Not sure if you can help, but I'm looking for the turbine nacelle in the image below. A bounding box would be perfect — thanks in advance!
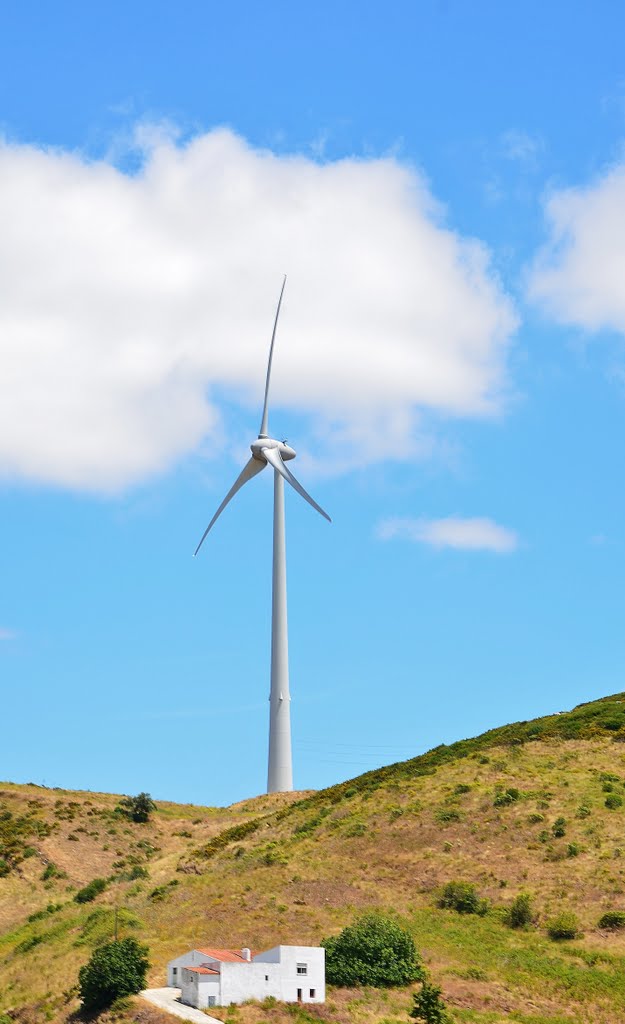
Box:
[193,276,331,560]
[251,437,296,463]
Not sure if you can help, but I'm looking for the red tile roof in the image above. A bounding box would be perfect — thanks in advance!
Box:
[196,947,252,962]
[187,965,219,975]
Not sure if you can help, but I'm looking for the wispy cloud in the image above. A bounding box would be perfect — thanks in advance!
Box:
[0,627,16,641]
[377,516,519,553]
[501,130,542,167]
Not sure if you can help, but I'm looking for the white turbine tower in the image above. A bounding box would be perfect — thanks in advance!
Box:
[194,277,331,793]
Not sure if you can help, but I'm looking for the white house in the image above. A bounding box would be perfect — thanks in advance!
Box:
[167,945,325,1009]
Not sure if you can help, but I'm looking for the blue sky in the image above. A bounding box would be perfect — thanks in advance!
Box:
[2,1,625,806]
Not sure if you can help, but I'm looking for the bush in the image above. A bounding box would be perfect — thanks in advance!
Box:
[493,787,520,807]
[435,809,461,824]
[78,936,149,1010]
[598,911,625,930]
[410,980,452,1024]
[547,911,580,940]
[552,817,566,838]
[41,862,67,881]
[438,881,488,916]
[323,912,424,987]
[506,892,533,928]
[116,793,156,824]
[605,794,623,810]
[75,877,107,904]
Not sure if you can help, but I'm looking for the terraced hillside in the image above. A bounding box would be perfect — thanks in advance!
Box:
[3,692,625,1024]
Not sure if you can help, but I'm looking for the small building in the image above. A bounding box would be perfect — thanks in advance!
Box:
[167,945,325,1009]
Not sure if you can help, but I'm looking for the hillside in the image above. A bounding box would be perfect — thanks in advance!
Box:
[3,693,625,1024]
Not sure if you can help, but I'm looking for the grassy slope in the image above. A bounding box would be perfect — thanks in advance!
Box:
[3,693,625,1024]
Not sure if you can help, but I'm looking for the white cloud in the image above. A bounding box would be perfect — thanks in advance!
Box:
[0,127,517,492]
[377,516,518,552]
[528,160,625,333]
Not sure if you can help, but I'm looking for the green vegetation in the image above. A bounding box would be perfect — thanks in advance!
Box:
[437,881,488,916]
[74,877,108,903]
[547,912,580,940]
[598,911,625,930]
[116,792,157,823]
[78,936,149,1009]
[0,807,50,874]
[323,912,424,987]
[506,892,533,929]
[493,786,520,807]
[196,816,263,859]
[411,981,452,1024]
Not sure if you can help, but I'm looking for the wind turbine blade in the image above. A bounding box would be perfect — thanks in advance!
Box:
[259,275,287,438]
[262,447,331,523]
[194,457,266,555]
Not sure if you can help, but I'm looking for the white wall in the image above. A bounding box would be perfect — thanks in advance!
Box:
[220,961,283,1004]
[167,950,218,987]
[170,945,325,1006]
[256,946,325,1003]
[193,977,222,1009]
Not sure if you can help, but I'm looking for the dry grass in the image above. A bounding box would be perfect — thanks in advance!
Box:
[4,698,625,1023]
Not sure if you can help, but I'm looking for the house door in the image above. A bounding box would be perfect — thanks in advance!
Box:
[297,989,302,1002]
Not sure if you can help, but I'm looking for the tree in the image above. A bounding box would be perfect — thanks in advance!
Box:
[410,980,452,1024]
[323,911,424,987]
[78,936,150,1010]
[117,792,156,823]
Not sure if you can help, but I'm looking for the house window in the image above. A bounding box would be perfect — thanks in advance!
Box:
[173,967,177,976]
[297,963,308,975]
[309,989,316,999]
[208,997,216,1007]
[265,975,269,982]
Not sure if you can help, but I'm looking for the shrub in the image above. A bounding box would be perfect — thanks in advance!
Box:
[527,813,544,824]
[605,794,623,810]
[410,980,452,1024]
[149,880,179,901]
[438,881,488,916]
[435,809,461,824]
[74,877,107,904]
[41,862,67,881]
[547,911,580,940]
[576,805,591,819]
[116,793,156,824]
[493,787,520,807]
[506,892,533,928]
[323,911,424,987]
[567,843,580,858]
[453,784,471,795]
[78,936,150,1010]
[552,817,566,838]
[598,911,625,930]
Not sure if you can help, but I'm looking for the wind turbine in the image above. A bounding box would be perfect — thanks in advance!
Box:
[194,277,331,793]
